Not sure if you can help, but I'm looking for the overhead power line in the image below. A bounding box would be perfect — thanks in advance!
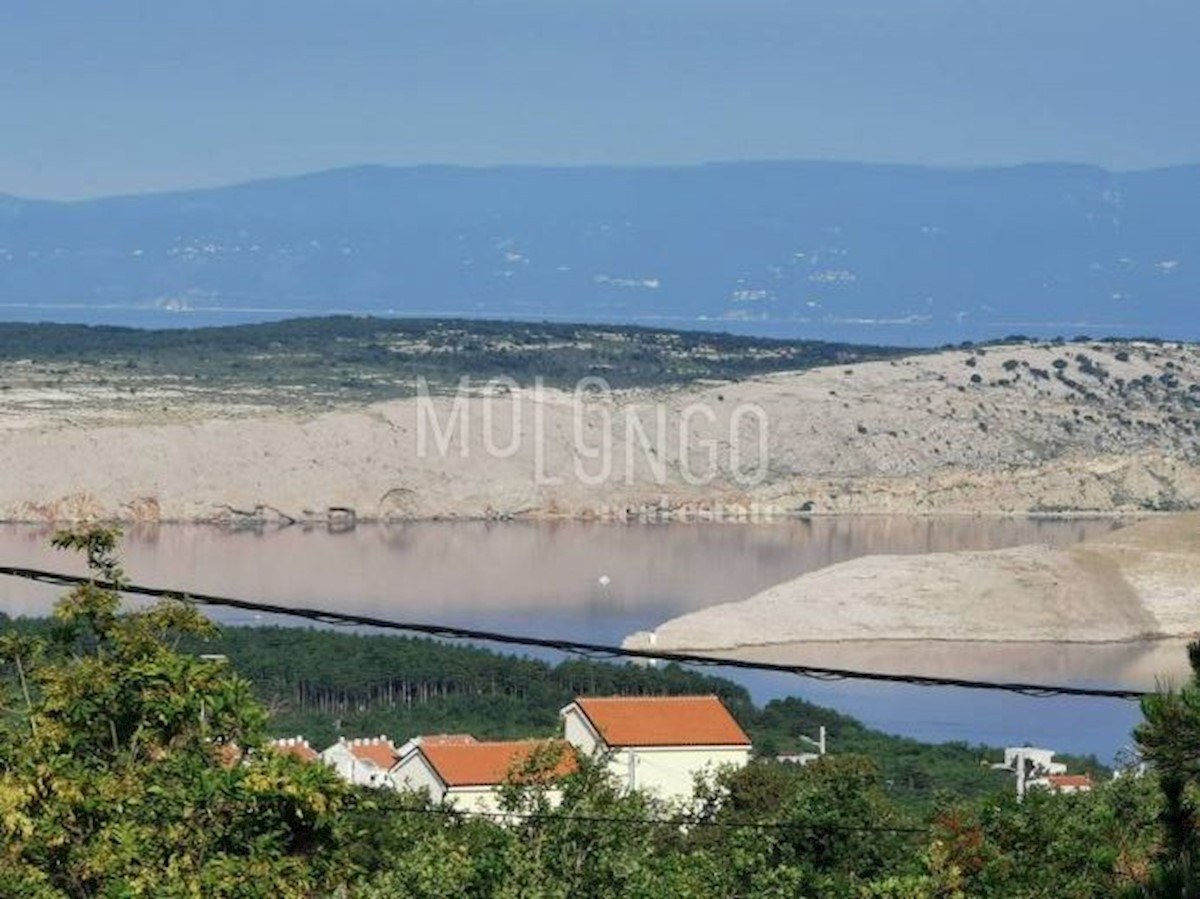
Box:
[0,565,1151,701]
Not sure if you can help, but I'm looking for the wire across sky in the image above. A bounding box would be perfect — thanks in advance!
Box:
[0,565,1150,701]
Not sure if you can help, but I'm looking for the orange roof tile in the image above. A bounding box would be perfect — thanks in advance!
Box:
[268,738,319,763]
[570,695,751,748]
[419,740,577,788]
[347,738,401,769]
[1046,774,1093,789]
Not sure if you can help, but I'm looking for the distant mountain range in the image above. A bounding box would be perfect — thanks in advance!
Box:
[0,161,1197,342]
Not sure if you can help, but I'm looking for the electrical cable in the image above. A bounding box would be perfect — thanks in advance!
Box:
[0,565,1151,701]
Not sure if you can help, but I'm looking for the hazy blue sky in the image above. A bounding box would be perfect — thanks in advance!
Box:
[4,0,1199,199]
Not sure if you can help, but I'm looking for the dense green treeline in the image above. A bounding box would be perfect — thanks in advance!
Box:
[0,315,910,395]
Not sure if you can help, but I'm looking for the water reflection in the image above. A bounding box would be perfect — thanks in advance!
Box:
[0,517,1123,629]
[0,516,1159,759]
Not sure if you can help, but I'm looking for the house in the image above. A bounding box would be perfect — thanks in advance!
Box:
[1033,773,1094,794]
[321,736,402,788]
[560,695,752,802]
[994,747,1072,798]
[391,739,577,815]
[267,736,319,763]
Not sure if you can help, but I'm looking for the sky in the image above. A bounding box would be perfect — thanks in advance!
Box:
[3,0,1199,200]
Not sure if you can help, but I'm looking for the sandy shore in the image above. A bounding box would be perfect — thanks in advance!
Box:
[627,514,1200,648]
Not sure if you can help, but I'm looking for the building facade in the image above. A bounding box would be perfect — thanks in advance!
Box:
[391,739,576,814]
[560,695,752,803]
[320,736,402,788]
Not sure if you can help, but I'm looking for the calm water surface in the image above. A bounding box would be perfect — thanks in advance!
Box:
[0,517,1166,761]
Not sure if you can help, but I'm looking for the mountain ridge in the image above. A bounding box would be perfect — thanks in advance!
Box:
[13,159,1200,207]
[1,160,1197,342]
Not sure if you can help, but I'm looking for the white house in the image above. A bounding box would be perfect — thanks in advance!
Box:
[320,736,402,788]
[995,747,1071,798]
[390,739,577,815]
[1002,747,1066,777]
[560,695,752,803]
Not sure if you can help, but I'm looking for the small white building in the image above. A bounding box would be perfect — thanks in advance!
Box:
[560,695,752,803]
[391,739,576,815]
[776,752,821,766]
[996,747,1074,798]
[1002,747,1066,777]
[320,736,402,788]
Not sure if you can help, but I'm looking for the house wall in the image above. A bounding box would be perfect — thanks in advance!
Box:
[562,709,600,755]
[606,747,751,804]
[391,753,447,803]
[445,786,504,815]
[445,786,565,817]
[320,744,358,783]
[320,743,391,788]
[365,765,395,789]
[562,707,750,803]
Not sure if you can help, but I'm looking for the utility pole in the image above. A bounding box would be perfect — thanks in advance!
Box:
[799,725,827,757]
[992,748,1039,800]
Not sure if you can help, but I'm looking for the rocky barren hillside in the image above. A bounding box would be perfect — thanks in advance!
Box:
[747,338,1200,514]
[0,334,1197,522]
[627,513,1200,649]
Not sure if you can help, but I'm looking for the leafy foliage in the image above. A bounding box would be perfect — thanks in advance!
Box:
[0,528,357,897]
[1135,639,1200,894]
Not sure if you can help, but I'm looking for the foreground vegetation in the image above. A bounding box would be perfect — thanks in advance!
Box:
[0,530,1195,897]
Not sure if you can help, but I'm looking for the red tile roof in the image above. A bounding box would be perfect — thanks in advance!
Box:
[346,737,401,769]
[1046,774,1093,790]
[419,740,577,788]
[570,696,751,748]
[268,737,319,763]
